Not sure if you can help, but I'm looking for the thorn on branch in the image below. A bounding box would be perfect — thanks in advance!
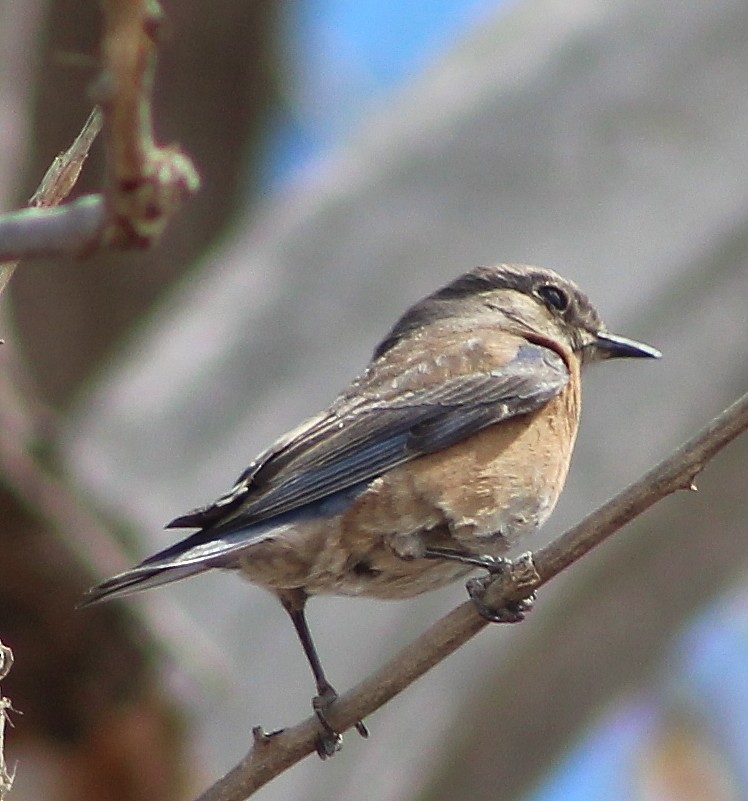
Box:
[678,468,701,492]
[252,727,284,747]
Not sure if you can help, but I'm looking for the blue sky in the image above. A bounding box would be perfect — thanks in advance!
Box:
[261,0,503,185]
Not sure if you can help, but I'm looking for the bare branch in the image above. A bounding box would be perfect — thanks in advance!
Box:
[0,640,14,801]
[29,108,103,208]
[96,0,199,248]
[0,0,199,270]
[193,389,748,801]
[0,197,105,265]
[0,109,103,293]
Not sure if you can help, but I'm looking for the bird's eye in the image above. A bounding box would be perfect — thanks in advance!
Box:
[536,284,570,312]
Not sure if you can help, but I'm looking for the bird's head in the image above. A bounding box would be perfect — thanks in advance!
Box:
[375,263,661,365]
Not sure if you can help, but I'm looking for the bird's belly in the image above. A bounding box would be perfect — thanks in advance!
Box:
[307,547,474,599]
[234,519,473,599]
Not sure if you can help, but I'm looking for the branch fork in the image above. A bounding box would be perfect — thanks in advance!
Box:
[0,0,199,268]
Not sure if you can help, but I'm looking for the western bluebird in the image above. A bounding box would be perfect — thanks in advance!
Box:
[85,263,660,755]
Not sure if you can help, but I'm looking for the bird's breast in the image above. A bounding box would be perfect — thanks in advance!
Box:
[455,380,581,547]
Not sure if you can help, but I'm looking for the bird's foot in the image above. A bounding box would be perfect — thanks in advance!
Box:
[467,575,535,622]
[465,551,540,624]
[312,683,369,759]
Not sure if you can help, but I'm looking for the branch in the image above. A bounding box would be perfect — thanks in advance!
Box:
[0,197,105,267]
[0,0,199,268]
[0,640,14,801]
[193,389,748,801]
[28,107,103,209]
[95,0,199,248]
[0,344,229,683]
[0,109,103,293]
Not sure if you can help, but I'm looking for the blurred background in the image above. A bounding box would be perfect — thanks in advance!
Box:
[1,0,748,800]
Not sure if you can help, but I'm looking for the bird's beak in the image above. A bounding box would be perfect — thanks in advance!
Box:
[593,331,662,359]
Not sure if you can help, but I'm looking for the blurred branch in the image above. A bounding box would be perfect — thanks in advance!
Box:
[194,389,748,801]
[0,340,228,686]
[0,109,102,294]
[95,0,199,248]
[0,198,105,278]
[29,108,103,209]
[0,639,14,801]
[0,304,197,801]
[0,0,199,271]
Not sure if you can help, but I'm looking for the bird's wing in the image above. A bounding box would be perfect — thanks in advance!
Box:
[168,342,569,533]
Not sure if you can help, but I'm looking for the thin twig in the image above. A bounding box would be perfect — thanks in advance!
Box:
[193,389,748,801]
[0,640,14,801]
[0,358,232,687]
[29,108,103,208]
[0,110,103,293]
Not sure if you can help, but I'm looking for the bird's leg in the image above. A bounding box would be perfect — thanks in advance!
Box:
[279,589,368,759]
[422,546,511,572]
[422,547,536,623]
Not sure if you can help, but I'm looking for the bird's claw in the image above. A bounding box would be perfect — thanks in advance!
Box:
[466,574,536,624]
[312,684,369,759]
[465,550,539,622]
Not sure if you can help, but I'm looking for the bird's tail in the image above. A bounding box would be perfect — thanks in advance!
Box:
[80,560,210,606]
[81,518,286,606]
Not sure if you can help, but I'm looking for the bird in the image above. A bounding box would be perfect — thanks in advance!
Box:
[84,263,660,756]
